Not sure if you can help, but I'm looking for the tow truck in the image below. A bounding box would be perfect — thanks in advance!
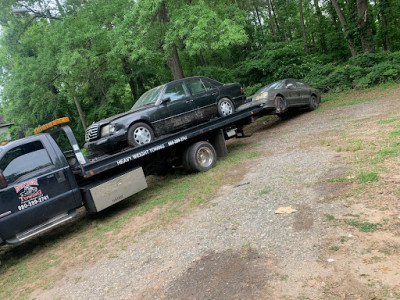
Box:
[0,106,262,246]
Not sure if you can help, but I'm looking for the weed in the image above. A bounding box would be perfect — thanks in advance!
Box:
[346,220,382,232]
[378,118,399,124]
[329,245,340,251]
[357,172,379,183]
[325,214,335,221]
[327,177,347,182]
[340,236,348,243]
[280,274,289,281]
[260,186,270,195]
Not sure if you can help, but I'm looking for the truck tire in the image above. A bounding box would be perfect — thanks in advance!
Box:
[217,98,234,117]
[187,141,217,172]
[182,147,193,172]
[127,122,154,147]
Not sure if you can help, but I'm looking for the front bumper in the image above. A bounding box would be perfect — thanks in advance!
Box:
[84,131,126,152]
[236,99,276,112]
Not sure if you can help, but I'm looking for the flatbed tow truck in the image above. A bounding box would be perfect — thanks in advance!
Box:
[0,106,263,246]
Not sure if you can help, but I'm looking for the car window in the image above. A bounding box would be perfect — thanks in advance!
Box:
[164,83,189,102]
[255,80,284,94]
[295,81,306,88]
[132,85,164,109]
[186,79,207,95]
[0,141,53,184]
[201,78,216,90]
[286,79,296,88]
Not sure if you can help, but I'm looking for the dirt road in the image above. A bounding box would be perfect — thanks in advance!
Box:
[15,86,400,299]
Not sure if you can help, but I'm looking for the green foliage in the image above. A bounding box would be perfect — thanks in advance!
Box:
[357,172,379,183]
[0,0,400,146]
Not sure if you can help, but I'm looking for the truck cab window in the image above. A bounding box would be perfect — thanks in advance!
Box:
[0,141,53,184]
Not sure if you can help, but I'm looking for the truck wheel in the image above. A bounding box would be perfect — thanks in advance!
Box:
[182,147,193,172]
[127,122,154,147]
[217,98,234,117]
[187,141,217,172]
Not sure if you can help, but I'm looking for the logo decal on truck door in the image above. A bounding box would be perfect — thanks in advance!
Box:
[14,179,50,210]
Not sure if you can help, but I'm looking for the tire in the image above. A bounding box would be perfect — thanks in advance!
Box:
[187,141,217,172]
[127,122,154,147]
[182,147,193,172]
[309,95,319,111]
[217,98,234,117]
[275,96,287,114]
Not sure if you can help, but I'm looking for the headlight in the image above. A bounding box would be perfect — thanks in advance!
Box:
[101,124,115,137]
[254,91,268,101]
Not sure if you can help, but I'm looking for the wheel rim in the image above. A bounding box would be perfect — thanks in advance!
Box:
[220,100,233,116]
[133,127,151,145]
[197,147,213,168]
[311,96,317,108]
[277,97,285,112]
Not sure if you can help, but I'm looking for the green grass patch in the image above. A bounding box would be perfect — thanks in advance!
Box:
[346,220,382,232]
[357,172,379,183]
[325,214,335,221]
[378,117,399,124]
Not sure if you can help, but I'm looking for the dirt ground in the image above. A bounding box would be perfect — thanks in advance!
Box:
[3,85,400,299]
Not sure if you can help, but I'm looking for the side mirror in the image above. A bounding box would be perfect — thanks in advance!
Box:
[286,83,294,89]
[0,171,7,189]
[161,97,171,105]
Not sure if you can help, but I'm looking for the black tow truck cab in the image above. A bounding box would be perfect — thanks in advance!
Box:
[0,107,262,246]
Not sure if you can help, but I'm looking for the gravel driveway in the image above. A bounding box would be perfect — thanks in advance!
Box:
[35,92,400,300]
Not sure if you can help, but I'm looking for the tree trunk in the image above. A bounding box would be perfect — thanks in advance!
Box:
[169,43,184,80]
[73,95,87,132]
[159,1,185,80]
[266,0,276,37]
[121,57,138,100]
[331,0,357,56]
[270,0,289,42]
[299,0,309,53]
[314,0,327,53]
[356,0,374,53]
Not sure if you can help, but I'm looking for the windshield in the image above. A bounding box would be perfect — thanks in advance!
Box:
[255,80,285,95]
[132,85,164,109]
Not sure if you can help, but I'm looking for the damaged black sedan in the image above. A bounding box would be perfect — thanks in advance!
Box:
[238,79,320,115]
[85,76,246,153]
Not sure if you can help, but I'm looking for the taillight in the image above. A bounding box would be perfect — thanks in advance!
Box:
[241,87,244,94]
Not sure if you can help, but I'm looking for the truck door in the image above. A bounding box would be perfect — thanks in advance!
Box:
[0,136,81,243]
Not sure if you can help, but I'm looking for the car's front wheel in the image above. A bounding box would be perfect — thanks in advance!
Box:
[127,122,154,147]
[309,95,319,111]
[217,98,234,117]
[275,96,287,114]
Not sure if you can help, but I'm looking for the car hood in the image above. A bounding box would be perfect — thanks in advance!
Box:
[90,104,156,126]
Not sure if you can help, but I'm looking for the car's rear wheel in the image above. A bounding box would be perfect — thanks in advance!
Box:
[127,122,154,147]
[186,141,217,172]
[217,98,234,117]
[309,95,319,111]
[275,96,287,114]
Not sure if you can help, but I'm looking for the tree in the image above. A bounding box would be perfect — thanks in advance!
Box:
[331,0,357,56]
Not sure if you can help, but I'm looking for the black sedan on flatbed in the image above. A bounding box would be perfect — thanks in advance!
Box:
[85,76,246,153]
[238,79,320,115]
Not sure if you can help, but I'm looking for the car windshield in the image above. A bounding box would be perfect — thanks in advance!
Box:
[255,81,285,94]
[132,85,164,109]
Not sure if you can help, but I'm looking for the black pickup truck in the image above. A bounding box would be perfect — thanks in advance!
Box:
[0,106,262,246]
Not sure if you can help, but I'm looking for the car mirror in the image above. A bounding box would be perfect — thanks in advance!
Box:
[161,97,171,105]
[286,83,294,89]
[0,171,7,189]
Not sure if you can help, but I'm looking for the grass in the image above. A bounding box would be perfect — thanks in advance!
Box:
[346,220,382,232]
[357,172,379,183]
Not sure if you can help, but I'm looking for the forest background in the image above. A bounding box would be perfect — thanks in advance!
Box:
[0,0,399,145]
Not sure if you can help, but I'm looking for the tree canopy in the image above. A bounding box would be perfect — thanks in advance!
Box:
[0,0,399,143]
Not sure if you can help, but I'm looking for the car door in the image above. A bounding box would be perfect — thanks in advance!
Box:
[285,79,302,106]
[156,82,196,134]
[185,78,219,121]
[295,80,311,104]
[0,137,81,242]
